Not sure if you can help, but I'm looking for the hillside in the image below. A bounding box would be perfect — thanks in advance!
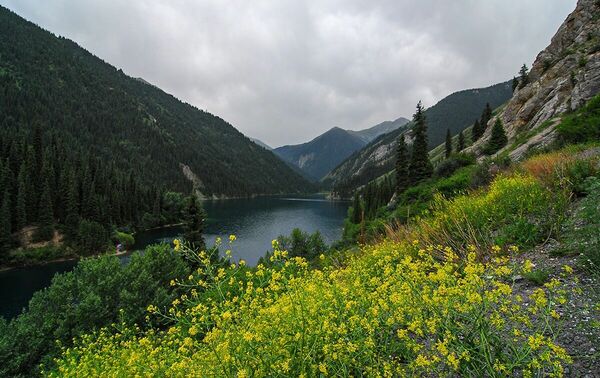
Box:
[323,80,513,194]
[273,127,368,181]
[469,0,600,160]
[0,6,311,198]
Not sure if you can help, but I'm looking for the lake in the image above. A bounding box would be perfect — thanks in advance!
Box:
[0,195,349,319]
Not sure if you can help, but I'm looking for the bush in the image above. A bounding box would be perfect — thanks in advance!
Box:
[77,220,109,255]
[434,153,476,178]
[113,231,135,250]
[556,94,600,144]
[275,228,327,261]
[0,244,190,377]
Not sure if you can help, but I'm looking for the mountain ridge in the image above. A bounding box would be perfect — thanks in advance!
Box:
[0,5,312,197]
[323,80,514,194]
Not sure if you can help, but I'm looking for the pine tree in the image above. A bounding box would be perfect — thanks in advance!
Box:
[480,103,492,134]
[518,64,529,89]
[16,173,27,230]
[484,118,508,155]
[395,134,409,194]
[64,174,80,239]
[0,190,12,254]
[183,193,206,251]
[37,179,54,240]
[457,130,465,151]
[351,193,362,224]
[408,101,432,185]
[445,129,452,158]
[512,76,519,91]
[472,119,481,141]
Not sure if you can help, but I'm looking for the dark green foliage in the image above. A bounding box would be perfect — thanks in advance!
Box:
[480,103,493,130]
[275,228,327,261]
[0,5,311,201]
[518,63,529,89]
[556,94,600,144]
[182,194,206,251]
[512,76,519,91]
[524,269,550,286]
[457,130,466,151]
[472,119,482,141]
[395,134,409,194]
[0,245,190,377]
[408,102,433,185]
[77,220,109,255]
[35,180,54,241]
[553,177,600,271]
[0,191,11,253]
[434,153,476,178]
[445,129,452,158]
[351,193,363,224]
[484,119,508,155]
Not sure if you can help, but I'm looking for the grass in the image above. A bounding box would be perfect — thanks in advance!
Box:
[524,268,550,286]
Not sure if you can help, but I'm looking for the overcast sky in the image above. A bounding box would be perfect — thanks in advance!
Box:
[1,1,576,147]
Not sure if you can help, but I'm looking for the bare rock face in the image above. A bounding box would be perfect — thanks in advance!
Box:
[470,0,600,160]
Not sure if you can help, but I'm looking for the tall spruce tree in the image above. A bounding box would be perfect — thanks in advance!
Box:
[472,119,482,141]
[37,179,54,240]
[512,76,519,91]
[445,129,452,158]
[0,190,12,254]
[457,130,466,151]
[395,134,409,194]
[351,193,362,224]
[518,64,529,89]
[484,118,508,155]
[183,193,206,251]
[480,103,492,135]
[408,101,432,185]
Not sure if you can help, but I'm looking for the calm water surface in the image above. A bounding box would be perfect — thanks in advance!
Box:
[0,195,348,319]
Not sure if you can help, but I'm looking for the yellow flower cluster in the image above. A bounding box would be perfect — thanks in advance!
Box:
[48,239,572,377]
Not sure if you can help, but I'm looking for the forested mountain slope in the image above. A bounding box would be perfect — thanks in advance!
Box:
[0,6,311,198]
[323,80,513,193]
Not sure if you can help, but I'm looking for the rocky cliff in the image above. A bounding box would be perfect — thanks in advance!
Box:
[471,0,600,159]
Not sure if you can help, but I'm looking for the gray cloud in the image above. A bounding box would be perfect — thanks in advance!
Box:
[1,0,576,146]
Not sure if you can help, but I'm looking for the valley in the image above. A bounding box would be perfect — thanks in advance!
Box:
[0,0,599,377]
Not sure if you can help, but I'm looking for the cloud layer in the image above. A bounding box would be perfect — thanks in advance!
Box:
[1,0,576,146]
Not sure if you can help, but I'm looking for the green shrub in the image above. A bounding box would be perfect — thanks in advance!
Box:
[113,231,135,250]
[434,153,476,178]
[0,244,190,377]
[556,94,600,144]
[524,268,550,286]
[77,220,109,255]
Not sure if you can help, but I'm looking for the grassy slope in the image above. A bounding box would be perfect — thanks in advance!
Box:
[47,145,600,377]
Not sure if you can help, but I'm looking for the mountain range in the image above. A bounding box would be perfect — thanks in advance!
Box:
[323,80,514,194]
[273,118,410,181]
